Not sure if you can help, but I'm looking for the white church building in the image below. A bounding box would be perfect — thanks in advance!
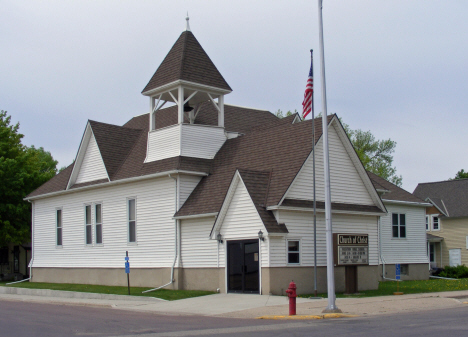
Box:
[26,26,429,295]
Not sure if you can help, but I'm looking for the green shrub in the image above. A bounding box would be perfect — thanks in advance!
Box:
[439,264,468,279]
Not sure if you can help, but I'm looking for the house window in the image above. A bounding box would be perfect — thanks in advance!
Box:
[400,264,409,275]
[95,203,102,244]
[392,213,406,238]
[85,205,92,244]
[432,215,439,231]
[287,240,300,264]
[425,215,429,231]
[128,199,136,243]
[56,209,63,246]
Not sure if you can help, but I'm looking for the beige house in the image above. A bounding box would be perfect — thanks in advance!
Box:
[414,179,468,269]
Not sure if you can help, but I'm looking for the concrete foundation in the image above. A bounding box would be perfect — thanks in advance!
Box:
[32,267,181,290]
[380,263,429,281]
[32,265,382,294]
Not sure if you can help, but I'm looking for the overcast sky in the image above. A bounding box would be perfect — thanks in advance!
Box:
[2,0,467,192]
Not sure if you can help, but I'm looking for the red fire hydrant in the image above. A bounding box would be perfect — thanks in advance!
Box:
[285,280,297,316]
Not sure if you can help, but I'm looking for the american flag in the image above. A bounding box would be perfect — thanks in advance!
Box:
[302,50,314,119]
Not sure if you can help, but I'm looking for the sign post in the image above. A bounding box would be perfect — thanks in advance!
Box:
[125,251,130,295]
[333,234,369,294]
[394,263,403,295]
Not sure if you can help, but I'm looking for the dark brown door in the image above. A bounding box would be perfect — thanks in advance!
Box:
[227,240,259,293]
[345,266,358,294]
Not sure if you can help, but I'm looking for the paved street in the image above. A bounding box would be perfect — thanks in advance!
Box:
[1,299,467,337]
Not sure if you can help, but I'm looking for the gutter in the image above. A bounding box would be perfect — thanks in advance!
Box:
[24,170,209,201]
[266,205,385,217]
[173,212,218,220]
[381,199,432,207]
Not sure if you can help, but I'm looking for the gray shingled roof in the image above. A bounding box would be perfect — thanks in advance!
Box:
[142,31,231,93]
[26,105,281,199]
[367,171,426,204]
[175,115,334,217]
[414,179,468,217]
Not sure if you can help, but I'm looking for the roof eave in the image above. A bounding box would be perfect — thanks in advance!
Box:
[24,169,209,201]
[142,80,232,97]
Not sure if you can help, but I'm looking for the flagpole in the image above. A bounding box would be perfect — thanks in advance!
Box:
[318,0,340,313]
[311,50,318,298]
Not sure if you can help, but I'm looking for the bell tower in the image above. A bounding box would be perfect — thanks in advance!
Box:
[142,16,232,130]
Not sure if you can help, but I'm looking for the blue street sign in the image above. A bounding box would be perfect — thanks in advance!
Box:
[395,263,401,280]
[125,261,130,274]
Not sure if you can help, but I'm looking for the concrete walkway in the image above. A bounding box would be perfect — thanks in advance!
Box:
[1,286,468,319]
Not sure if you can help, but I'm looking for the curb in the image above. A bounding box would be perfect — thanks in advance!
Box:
[0,286,166,302]
[256,314,358,320]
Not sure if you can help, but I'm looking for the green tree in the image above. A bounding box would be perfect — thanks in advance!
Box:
[0,110,58,247]
[275,109,300,119]
[452,169,468,180]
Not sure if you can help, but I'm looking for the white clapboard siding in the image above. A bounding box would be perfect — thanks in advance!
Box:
[179,175,202,208]
[146,125,181,163]
[75,133,108,184]
[32,177,177,268]
[181,124,226,159]
[286,123,374,205]
[380,204,428,264]
[269,210,379,267]
[219,179,269,267]
[180,217,218,268]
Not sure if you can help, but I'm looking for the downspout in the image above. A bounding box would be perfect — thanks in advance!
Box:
[142,174,178,293]
[7,201,34,285]
[379,216,400,282]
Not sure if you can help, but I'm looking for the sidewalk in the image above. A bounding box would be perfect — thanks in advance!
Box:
[1,286,468,319]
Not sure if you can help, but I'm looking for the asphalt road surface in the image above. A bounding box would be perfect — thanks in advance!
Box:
[1,300,467,337]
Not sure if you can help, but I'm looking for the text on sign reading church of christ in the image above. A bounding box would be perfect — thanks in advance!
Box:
[334,234,369,266]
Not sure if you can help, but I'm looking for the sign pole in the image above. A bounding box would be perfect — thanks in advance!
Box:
[125,251,130,295]
[317,0,340,313]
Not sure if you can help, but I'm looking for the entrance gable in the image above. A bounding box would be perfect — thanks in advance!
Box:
[211,172,266,240]
[285,118,383,209]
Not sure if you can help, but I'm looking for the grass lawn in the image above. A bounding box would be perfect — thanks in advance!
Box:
[299,278,468,299]
[0,281,215,301]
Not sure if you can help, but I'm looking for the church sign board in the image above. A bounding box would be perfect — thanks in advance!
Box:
[333,234,369,266]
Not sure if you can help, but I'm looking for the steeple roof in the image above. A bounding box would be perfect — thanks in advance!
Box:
[142,31,232,94]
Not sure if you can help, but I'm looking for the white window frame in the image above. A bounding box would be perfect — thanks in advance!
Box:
[127,197,137,244]
[432,215,440,231]
[392,213,407,239]
[425,215,429,231]
[94,202,103,246]
[56,208,63,248]
[84,204,93,246]
[286,239,301,265]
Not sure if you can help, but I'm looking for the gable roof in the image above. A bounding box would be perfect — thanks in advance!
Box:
[89,120,142,180]
[367,171,427,204]
[413,179,468,217]
[175,115,333,218]
[238,169,288,233]
[142,31,231,94]
[26,105,281,199]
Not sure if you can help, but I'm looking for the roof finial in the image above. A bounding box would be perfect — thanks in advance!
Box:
[185,12,191,32]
